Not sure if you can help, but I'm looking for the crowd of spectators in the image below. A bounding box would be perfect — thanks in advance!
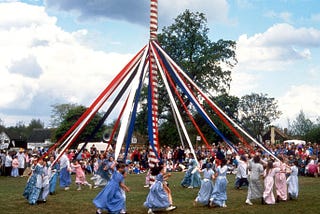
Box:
[1,141,319,179]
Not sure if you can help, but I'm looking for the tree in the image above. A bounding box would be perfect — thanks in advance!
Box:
[192,93,240,145]
[50,103,77,128]
[238,93,281,139]
[53,105,106,147]
[26,119,45,136]
[135,10,237,146]
[289,110,314,137]
[158,9,237,94]
[305,126,320,144]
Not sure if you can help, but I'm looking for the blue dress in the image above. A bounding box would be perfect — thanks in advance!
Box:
[23,164,44,205]
[93,170,125,213]
[59,154,71,188]
[144,174,170,209]
[210,165,228,207]
[49,163,59,194]
[195,168,215,205]
[181,159,201,188]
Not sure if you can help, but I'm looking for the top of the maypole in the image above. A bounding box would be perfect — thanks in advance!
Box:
[150,0,158,41]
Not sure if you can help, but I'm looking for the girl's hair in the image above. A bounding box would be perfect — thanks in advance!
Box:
[150,165,163,176]
[253,155,260,163]
[117,163,126,170]
[221,158,227,166]
[266,160,273,175]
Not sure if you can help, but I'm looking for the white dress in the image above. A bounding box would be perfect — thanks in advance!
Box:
[287,165,299,199]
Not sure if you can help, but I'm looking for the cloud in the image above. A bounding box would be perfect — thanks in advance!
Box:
[45,0,149,25]
[274,85,320,127]
[232,23,320,126]
[235,23,320,71]
[265,11,293,23]
[8,55,43,78]
[44,0,232,27]
[0,2,132,126]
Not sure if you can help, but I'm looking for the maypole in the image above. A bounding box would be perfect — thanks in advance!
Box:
[146,0,159,185]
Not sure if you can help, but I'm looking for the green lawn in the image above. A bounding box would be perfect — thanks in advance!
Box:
[0,172,320,214]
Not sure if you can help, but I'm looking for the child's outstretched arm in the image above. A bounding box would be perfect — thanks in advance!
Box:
[120,182,130,192]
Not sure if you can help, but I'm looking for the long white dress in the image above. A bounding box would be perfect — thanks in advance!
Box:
[247,160,264,200]
[287,165,299,199]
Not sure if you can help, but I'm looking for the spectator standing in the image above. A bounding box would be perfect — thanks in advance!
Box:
[11,155,19,177]
[16,148,26,176]
[4,151,12,176]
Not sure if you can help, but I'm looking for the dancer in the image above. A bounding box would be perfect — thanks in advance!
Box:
[245,155,264,205]
[287,160,299,200]
[274,157,288,202]
[38,160,50,203]
[235,155,249,190]
[93,162,130,214]
[194,163,215,206]
[263,160,280,205]
[71,159,92,190]
[59,150,71,190]
[144,163,176,214]
[181,153,201,188]
[22,157,44,205]
[92,154,111,188]
[48,156,59,195]
[209,158,228,208]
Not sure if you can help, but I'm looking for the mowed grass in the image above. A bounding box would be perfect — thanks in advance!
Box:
[1,172,320,214]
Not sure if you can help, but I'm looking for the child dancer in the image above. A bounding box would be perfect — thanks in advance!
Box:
[23,158,44,205]
[93,162,130,214]
[71,159,92,190]
[245,154,264,205]
[181,153,201,188]
[209,158,228,208]
[194,163,215,206]
[48,156,59,195]
[59,150,71,190]
[246,154,263,205]
[274,157,288,202]
[287,160,299,200]
[144,163,176,214]
[38,160,50,203]
[263,160,280,204]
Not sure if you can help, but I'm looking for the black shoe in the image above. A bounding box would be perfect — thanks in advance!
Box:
[261,197,266,205]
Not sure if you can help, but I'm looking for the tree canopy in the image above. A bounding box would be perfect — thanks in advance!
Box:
[158,9,237,94]
[238,93,281,139]
[135,10,238,147]
[53,105,106,147]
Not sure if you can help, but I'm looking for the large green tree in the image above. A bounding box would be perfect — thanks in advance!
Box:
[135,10,237,146]
[158,9,237,93]
[53,105,106,147]
[238,93,281,139]
[50,103,77,128]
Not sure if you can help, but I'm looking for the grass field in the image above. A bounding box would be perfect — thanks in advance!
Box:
[1,172,320,214]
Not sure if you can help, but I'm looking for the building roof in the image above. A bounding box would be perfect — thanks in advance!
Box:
[262,126,288,142]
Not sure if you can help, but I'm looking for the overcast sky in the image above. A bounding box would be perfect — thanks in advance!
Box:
[0,0,319,128]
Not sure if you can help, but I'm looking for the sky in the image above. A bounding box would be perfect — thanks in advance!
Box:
[0,0,319,129]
